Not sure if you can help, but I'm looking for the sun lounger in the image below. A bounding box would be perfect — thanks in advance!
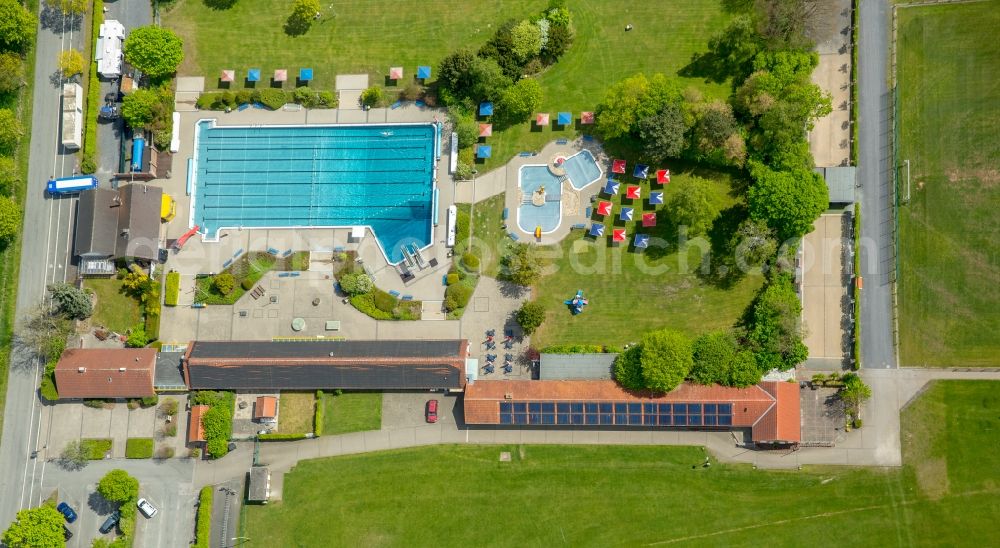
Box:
[233,248,244,257]
[237,103,250,111]
[572,223,586,230]
[583,135,594,141]
[519,151,532,157]
[415,100,425,108]
[278,272,290,278]
[282,249,292,257]
[390,100,403,110]
[502,208,509,220]
[333,246,345,252]
[389,290,401,297]
[442,275,448,286]
[267,247,279,255]
[508,232,519,241]
[556,139,568,145]
[222,259,232,269]
[402,295,413,301]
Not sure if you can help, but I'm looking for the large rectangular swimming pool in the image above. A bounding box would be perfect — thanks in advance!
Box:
[192,121,437,264]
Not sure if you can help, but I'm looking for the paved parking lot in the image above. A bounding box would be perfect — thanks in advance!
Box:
[42,397,188,460]
[43,459,196,548]
[381,392,462,430]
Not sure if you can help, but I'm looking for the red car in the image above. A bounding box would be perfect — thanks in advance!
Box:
[426,399,439,423]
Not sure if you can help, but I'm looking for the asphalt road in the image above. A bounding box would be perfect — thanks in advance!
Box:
[0,6,85,532]
[856,0,896,369]
[0,0,153,536]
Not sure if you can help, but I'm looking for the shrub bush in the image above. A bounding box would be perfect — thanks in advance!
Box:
[140,394,158,407]
[195,92,216,110]
[446,272,460,285]
[293,86,317,107]
[444,282,474,311]
[516,301,545,335]
[213,273,235,295]
[39,373,59,401]
[160,398,178,416]
[257,88,288,110]
[401,83,423,101]
[127,399,139,410]
[853,418,863,428]
[164,271,180,306]
[80,154,96,174]
[125,438,154,459]
[194,487,212,548]
[126,326,148,348]
[462,253,480,270]
[84,399,106,409]
[317,90,337,108]
[163,423,177,437]
[313,391,323,436]
[360,85,384,108]
[339,272,373,296]
[258,433,309,441]
[235,89,253,105]
[349,292,393,320]
[155,445,175,459]
[241,278,253,291]
[373,289,397,313]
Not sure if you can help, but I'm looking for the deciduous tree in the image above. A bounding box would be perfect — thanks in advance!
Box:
[56,0,88,15]
[839,373,872,415]
[747,161,827,240]
[500,244,541,287]
[727,351,762,387]
[0,52,24,93]
[665,176,719,236]
[0,108,23,153]
[0,156,17,195]
[510,20,543,63]
[121,88,160,129]
[638,103,688,163]
[123,26,184,80]
[515,301,545,335]
[2,505,64,548]
[97,469,139,503]
[284,0,321,36]
[640,329,693,393]
[746,273,808,371]
[0,0,36,53]
[613,345,644,390]
[495,78,542,127]
[731,218,777,269]
[690,331,737,385]
[0,194,21,242]
[57,49,84,78]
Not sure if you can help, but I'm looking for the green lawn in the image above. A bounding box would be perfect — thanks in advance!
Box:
[85,278,143,333]
[896,3,1000,366]
[244,380,999,546]
[532,169,762,348]
[321,392,382,435]
[195,252,276,305]
[455,194,509,278]
[125,438,154,459]
[163,0,731,170]
[277,392,316,435]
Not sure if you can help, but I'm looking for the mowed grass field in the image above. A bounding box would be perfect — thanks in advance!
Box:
[163,0,732,168]
[531,169,762,348]
[244,380,1000,546]
[896,2,1000,366]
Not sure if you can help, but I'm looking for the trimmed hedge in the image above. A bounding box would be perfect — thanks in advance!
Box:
[194,487,212,548]
[125,438,154,459]
[852,204,861,369]
[81,0,104,173]
[314,390,324,437]
[540,344,622,354]
[349,292,394,320]
[257,433,309,441]
[164,271,180,306]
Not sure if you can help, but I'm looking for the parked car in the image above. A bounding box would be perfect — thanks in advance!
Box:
[426,399,439,423]
[63,525,73,541]
[137,498,158,518]
[56,502,77,523]
[99,510,120,534]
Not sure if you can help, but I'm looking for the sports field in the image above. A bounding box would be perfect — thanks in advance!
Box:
[163,0,731,167]
[895,2,1000,366]
[243,380,999,546]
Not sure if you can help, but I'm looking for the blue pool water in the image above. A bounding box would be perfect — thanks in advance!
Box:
[564,150,603,189]
[192,121,436,263]
[517,166,563,233]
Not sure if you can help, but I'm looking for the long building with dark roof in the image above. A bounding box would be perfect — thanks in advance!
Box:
[183,339,469,391]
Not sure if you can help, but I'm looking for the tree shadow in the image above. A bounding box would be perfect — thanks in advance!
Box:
[49,70,66,88]
[39,4,83,33]
[283,15,313,37]
[678,51,733,85]
[696,204,751,289]
[496,279,528,299]
[87,491,115,515]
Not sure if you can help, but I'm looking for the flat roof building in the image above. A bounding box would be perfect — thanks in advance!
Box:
[538,353,616,380]
[463,380,800,444]
[54,348,156,399]
[183,340,469,391]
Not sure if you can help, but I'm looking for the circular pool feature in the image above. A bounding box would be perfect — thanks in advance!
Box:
[548,154,568,176]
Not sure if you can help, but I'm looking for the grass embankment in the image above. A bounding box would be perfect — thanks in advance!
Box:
[321,392,382,435]
[163,0,732,170]
[455,194,508,278]
[85,278,144,333]
[895,3,1000,366]
[245,380,999,546]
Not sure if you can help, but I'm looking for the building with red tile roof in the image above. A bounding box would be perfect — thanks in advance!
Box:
[254,396,277,420]
[463,380,800,444]
[188,404,209,444]
[54,348,156,399]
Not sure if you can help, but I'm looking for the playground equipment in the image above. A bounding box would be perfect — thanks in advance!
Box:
[564,290,589,315]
